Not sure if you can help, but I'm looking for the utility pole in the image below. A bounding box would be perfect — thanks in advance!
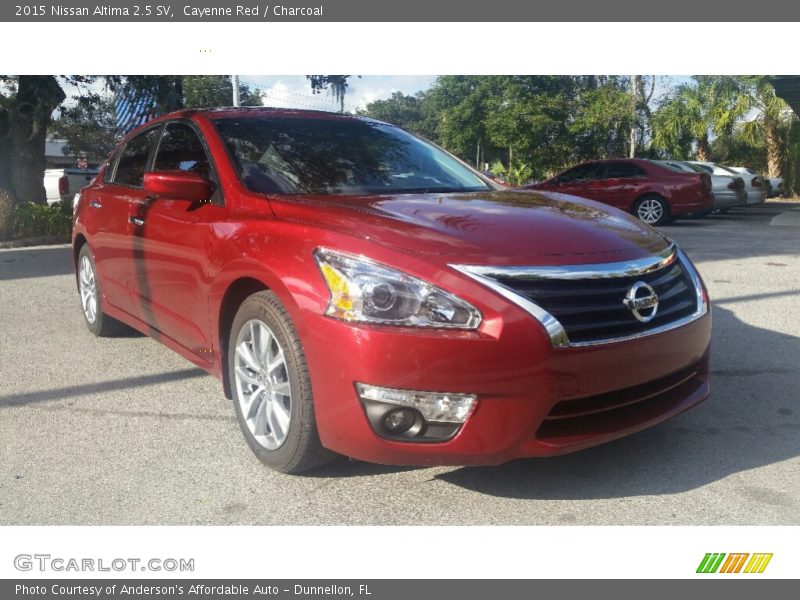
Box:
[232,75,241,107]
[629,75,638,158]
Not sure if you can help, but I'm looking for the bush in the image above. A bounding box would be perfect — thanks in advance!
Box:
[10,200,73,241]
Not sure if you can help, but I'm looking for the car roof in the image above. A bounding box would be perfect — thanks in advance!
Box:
[121,106,393,142]
[164,106,386,124]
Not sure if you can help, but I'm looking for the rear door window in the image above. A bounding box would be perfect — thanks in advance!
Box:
[559,163,604,182]
[604,162,646,179]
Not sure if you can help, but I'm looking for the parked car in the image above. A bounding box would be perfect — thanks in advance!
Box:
[73,108,711,473]
[658,160,746,211]
[44,167,99,205]
[524,159,714,226]
[765,177,785,198]
[710,165,767,205]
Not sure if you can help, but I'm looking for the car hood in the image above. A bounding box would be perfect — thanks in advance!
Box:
[269,190,670,265]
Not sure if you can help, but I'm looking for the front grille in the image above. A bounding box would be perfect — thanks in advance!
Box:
[490,256,699,344]
[536,363,706,442]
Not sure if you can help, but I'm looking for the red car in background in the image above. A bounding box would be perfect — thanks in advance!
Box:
[525,158,714,226]
[73,109,711,473]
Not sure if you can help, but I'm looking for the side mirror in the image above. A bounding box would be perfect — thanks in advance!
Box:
[144,171,211,202]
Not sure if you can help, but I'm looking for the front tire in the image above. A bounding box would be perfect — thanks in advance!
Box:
[634,194,670,226]
[77,245,126,336]
[228,291,334,474]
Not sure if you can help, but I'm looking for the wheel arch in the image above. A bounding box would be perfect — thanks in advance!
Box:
[217,277,271,399]
[72,233,88,285]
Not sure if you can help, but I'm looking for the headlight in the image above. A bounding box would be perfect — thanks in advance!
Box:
[314,248,482,329]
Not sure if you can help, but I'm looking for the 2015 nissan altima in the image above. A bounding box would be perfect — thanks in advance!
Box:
[72,108,711,473]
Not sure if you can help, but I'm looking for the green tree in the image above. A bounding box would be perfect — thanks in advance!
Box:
[570,77,634,160]
[50,95,121,160]
[0,76,69,236]
[482,76,573,174]
[358,91,433,136]
[182,75,261,108]
[424,75,499,168]
[735,76,793,178]
[307,75,355,113]
[651,76,748,160]
[709,129,768,173]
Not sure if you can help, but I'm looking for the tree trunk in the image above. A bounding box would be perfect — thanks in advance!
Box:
[765,120,782,178]
[696,135,711,162]
[6,76,66,206]
[0,110,12,238]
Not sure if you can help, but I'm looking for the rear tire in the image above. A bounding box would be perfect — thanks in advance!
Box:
[634,194,670,226]
[77,245,126,337]
[228,291,335,474]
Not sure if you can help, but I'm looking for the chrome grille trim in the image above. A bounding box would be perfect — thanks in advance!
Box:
[451,246,708,348]
[458,243,676,281]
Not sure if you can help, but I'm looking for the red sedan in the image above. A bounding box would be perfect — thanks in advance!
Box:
[72,108,711,473]
[525,158,714,226]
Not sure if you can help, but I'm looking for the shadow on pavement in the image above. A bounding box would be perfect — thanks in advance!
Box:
[0,245,74,280]
[0,368,207,408]
[302,459,421,478]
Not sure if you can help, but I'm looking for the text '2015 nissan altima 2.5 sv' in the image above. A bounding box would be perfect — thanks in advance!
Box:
[72,107,711,473]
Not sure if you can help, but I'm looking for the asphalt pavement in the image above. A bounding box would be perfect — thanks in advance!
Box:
[1,202,799,525]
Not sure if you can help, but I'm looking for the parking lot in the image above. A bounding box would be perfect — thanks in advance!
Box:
[1,201,799,525]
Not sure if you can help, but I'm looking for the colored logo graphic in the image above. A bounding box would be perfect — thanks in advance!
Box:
[697,553,773,574]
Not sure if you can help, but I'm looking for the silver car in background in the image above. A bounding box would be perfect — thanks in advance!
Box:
[660,160,746,211]
[716,165,768,205]
[765,177,785,198]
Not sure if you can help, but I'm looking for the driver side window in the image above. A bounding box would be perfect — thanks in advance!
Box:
[153,122,212,179]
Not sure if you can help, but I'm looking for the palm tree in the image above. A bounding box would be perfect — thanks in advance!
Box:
[307,75,352,113]
[737,76,793,178]
[652,76,748,160]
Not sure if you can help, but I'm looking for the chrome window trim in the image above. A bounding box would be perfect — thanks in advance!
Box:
[450,264,570,347]
[451,245,708,349]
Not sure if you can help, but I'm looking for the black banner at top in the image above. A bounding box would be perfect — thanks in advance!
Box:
[3,0,800,22]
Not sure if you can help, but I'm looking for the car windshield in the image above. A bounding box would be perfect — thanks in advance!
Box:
[212,116,490,196]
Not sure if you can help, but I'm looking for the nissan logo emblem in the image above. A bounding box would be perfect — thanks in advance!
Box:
[623,281,659,323]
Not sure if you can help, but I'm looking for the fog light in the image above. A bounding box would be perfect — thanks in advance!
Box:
[356,383,477,423]
[382,409,416,434]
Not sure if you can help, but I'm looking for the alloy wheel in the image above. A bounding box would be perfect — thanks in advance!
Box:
[233,319,293,450]
[78,255,98,324]
[637,199,664,224]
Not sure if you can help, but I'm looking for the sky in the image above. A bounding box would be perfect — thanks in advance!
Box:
[241,75,437,112]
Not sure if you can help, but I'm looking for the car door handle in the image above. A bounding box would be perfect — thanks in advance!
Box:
[88,200,102,209]
[129,216,145,226]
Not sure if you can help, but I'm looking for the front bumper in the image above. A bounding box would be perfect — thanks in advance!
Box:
[299,302,712,466]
